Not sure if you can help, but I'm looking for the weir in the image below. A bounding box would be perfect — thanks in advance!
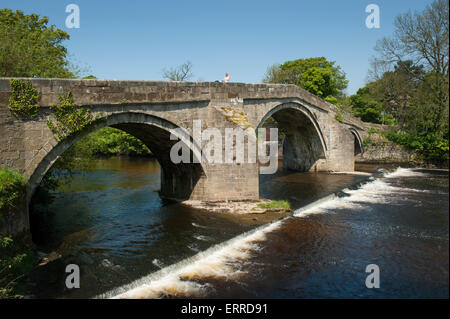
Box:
[103,168,384,299]
[103,167,435,299]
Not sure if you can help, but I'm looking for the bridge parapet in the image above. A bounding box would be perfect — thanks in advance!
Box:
[0,78,336,112]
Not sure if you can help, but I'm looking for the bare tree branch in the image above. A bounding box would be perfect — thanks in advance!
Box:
[162,61,193,81]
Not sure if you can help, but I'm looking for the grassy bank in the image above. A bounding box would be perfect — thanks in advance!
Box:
[0,168,37,299]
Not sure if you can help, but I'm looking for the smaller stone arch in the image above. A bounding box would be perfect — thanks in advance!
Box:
[349,128,364,156]
[256,102,328,152]
[256,102,328,172]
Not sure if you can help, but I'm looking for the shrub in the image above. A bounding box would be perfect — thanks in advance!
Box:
[0,235,36,298]
[0,168,26,216]
[384,131,449,163]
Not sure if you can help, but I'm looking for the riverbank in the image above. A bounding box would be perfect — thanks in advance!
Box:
[357,124,449,169]
[0,234,37,298]
[0,168,38,298]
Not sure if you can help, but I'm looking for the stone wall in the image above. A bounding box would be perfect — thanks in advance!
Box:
[356,122,414,162]
[356,143,413,162]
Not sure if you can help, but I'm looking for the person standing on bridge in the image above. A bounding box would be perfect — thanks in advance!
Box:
[222,72,230,83]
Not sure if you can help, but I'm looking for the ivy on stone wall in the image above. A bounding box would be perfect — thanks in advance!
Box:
[8,79,40,119]
[46,90,100,141]
[334,110,344,123]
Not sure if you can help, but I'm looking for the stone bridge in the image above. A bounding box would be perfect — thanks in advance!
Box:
[0,78,366,235]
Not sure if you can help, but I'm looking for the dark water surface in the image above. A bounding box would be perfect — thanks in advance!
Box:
[26,158,448,298]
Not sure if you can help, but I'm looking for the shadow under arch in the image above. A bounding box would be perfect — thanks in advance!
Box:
[349,128,364,156]
[256,102,327,172]
[28,112,206,203]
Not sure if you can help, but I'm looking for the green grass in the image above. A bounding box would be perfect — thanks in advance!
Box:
[256,200,291,210]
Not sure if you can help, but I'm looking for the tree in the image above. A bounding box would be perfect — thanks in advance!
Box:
[368,61,424,128]
[0,9,74,78]
[349,85,394,124]
[363,0,449,163]
[162,61,193,81]
[373,0,448,77]
[371,0,449,135]
[263,57,348,100]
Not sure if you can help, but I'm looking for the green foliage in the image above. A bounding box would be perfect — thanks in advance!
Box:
[364,1,449,164]
[348,86,395,125]
[263,57,348,100]
[68,127,152,157]
[334,110,344,123]
[8,79,40,119]
[0,171,34,298]
[47,91,100,141]
[0,168,26,217]
[324,96,339,105]
[0,9,74,78]
[0,235,36,299]
[256,200,291,210]
[362,136,377,147]
[383,131,449,163]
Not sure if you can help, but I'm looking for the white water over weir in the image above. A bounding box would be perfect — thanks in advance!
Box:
[98,167,429,299]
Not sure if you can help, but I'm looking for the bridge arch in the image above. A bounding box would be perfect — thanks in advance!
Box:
[348,128,364,156]
[256,102,327,172]
[28,112,206,203]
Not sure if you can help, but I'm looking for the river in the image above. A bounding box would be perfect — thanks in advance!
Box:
[24,157,449,299]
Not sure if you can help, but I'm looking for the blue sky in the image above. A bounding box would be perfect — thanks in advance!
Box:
[2,0,432,94]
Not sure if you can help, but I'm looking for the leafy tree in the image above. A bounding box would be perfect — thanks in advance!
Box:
[371,0,449,137]
[349,87,383,124]
[368,61,424,128]
[0,9,74,78]
[364,0,449,164]
[263,57,348,100]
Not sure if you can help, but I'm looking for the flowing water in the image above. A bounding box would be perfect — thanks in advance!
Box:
[25,158,448,299]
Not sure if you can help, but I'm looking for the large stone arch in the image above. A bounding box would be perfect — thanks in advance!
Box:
[256,102,328,172]
[27,112,207,203]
